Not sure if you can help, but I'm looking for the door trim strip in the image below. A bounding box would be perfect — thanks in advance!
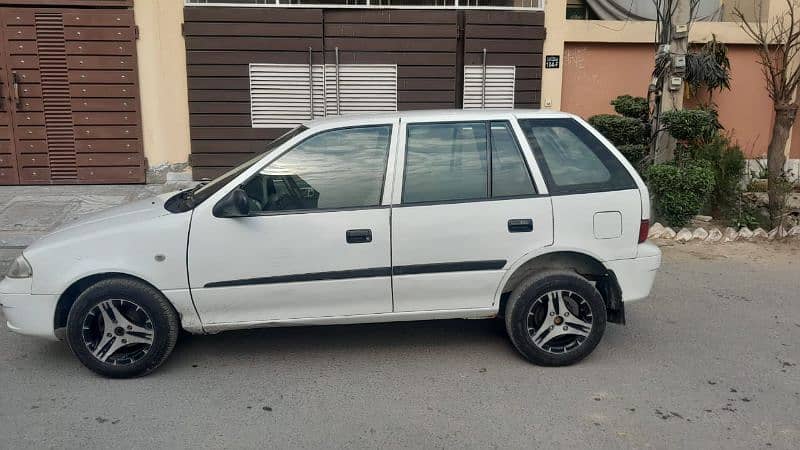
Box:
[204,267,392,288]
[203,259,507,288]
[392,259,506,276]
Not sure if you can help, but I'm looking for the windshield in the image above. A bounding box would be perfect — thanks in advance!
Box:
[187,125,308,206]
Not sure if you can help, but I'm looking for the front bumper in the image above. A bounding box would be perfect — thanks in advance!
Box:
[604,242,662,302]
[0,276,59,340]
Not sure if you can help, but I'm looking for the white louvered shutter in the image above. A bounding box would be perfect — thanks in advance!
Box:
[463,65,516,110]
[325,64,397,116]
[250,63,397,127]
[250,63,325,128]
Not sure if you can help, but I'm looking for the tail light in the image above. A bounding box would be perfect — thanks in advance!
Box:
[638,219,650,243]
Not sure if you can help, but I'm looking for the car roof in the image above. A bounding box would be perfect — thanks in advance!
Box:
[303,109,577,129]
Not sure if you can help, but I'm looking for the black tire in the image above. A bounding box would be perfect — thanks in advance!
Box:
[505,270,606,366]
[65,278,180,378]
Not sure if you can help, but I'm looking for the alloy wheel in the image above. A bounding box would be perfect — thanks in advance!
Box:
[81,299,154,365]
[527,290,594,354]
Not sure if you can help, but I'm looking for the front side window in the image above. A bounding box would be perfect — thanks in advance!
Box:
[518,118,635,195]
[242,125,392,213]
[402,120,536,204]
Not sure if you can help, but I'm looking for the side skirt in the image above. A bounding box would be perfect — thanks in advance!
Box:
[200,307,498,334]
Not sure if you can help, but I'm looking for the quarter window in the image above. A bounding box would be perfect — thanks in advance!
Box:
[490,122,535,197]
[518,118,636,195]
[402,121,536,204]
[242,125,392,213]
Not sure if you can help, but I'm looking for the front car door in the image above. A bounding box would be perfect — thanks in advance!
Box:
[390,114,554,312]
[188,120,398,327]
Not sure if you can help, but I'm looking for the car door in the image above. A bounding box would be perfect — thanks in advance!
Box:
[187,122,397,325]
[390,118,554,312]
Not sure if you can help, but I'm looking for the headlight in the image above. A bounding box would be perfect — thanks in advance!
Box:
[6,255,32,279]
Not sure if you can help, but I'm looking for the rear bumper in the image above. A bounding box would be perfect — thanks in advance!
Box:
[0,277,59,340]
[604,242,661,302]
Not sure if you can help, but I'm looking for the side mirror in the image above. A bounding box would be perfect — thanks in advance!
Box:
[212,187,250,218]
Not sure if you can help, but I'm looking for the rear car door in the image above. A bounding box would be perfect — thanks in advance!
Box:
[390,118,554,312]
[188,122,397,325]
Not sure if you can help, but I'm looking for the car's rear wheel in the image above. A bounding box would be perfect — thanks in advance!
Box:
[505,271,606,366]
[65,278,180,378]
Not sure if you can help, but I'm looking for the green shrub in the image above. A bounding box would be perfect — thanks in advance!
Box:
[646,161,716,227]
[587,114,647,146]
[661,109,719,142]
[691,135,745,215]
[610,95,648,119]
[746,178,768,192]
[617,144,648,166]
[729,195,766,230]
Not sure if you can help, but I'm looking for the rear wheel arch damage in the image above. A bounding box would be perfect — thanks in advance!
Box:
[498,251,625,324]
[53,273,183,339]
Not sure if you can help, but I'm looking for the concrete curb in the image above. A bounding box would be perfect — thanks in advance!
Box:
[649,222,800,243]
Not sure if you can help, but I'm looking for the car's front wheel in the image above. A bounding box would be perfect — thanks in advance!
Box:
[505,270,607,366]
[65,278,180,378]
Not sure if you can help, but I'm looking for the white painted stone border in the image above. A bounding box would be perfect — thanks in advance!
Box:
[648,223,800,243]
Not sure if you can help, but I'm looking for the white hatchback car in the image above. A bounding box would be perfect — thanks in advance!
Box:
[1,110,660,378]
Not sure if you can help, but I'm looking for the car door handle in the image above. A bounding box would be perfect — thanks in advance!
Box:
[346,229,372,244]
[508,218,533,233]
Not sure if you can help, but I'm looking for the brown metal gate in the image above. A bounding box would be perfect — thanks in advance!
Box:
[183,7,545,181]
[0,6,144,185]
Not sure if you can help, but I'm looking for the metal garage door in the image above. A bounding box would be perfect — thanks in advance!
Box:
[182,6,545,181]
[0,7,144,185]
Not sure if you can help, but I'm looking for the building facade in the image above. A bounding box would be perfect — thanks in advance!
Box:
[0,0,797,184]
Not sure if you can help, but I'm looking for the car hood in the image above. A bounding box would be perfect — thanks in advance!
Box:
[21,191,194,294]
[43,192,179,237]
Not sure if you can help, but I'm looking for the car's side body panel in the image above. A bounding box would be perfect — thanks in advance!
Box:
[162,289,204,334]
[387,113,555,312]
[391,198,553,311]
[186,118,400,325]
[0,193,203,338]
[552,114,651,222]
[22,194,191,296]
[512,111,647,269]
[201,307,497,334]
[188,208,394,324]
[550,190,641,261]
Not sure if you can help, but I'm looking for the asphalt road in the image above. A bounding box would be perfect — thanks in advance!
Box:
[1,242,798,449]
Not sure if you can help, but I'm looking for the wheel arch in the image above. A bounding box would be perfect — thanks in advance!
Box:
[53,272,170,338]
[495,249,625,324]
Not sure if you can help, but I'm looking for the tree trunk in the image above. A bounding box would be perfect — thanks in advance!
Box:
[766,103,798,227]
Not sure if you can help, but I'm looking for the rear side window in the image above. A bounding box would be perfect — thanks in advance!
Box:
[403,122,488,203]
[518,118,635,195]
[402,121,536,204]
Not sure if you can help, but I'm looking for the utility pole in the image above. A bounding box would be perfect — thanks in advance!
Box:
[653,0,690,163]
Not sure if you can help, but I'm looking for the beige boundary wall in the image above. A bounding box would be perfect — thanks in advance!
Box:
[544,0,798,160]
[134,0,192,175]
[131,0,797,172]
[560,43,789,158]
